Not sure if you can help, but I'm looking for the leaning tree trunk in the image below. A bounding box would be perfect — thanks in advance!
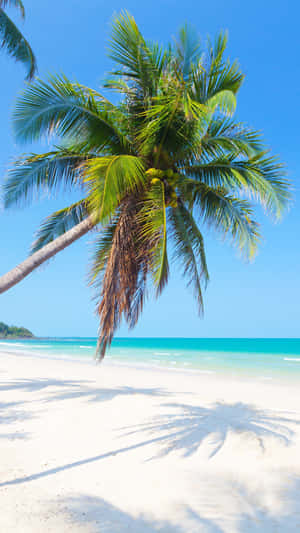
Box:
[0,215,95,294]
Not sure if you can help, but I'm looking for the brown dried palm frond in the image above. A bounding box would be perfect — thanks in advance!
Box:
[94,195,151,359]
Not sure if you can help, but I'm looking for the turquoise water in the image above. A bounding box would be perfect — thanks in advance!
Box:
[1,337,300,379]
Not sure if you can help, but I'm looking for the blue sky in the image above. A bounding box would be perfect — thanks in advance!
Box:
[0,0,299,338]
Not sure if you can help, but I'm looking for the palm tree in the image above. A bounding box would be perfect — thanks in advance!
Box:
[0,12,290,358]
[0,0,36,79]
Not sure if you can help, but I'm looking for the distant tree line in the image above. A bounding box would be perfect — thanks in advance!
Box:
[0,321,34,338]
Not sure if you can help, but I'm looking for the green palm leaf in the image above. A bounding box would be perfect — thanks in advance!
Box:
[206,89,236,117]
[13,75,128,152]
[109,11,168,94]
[174,24,201,80]
[31,200,89,253]
[169,202,208,313]
[190,32,244,105]
[0,0,25,17]
[202,119,263,158]
[183,180,260,258]
[84,155,145,223]
[139,180,169,294]
[109,11,146,75]
[0,7,36,79]
[139,87,207,160]
[3,148,86,207]
[183,154,290,219]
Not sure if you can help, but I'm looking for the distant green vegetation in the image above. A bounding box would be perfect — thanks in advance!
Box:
[0,321,34,338]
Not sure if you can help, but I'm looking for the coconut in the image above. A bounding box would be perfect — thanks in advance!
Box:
[145,168,157,177]
[151,178,161,185]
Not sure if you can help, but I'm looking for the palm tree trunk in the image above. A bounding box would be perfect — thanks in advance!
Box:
[0,215,95,294]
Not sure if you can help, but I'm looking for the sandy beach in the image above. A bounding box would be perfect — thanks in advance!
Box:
[1,350,300,532]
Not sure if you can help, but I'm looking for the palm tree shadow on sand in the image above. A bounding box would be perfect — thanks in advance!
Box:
[1,401,299,488]
[63,495,224,533]
[0,400,31,440]
[59,478,300,533]
[121,402,300,458]
[232,476,300,532]
[0,378,170,403]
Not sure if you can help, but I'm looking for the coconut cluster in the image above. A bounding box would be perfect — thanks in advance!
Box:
[145,168,180,207]
[146,168,180,181]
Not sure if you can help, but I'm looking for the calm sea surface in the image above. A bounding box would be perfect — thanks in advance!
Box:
[1,337,300,380]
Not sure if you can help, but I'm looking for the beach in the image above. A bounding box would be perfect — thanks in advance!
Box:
[1,349,300,532]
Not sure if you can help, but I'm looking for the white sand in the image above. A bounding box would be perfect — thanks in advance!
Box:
[1,351,300,532]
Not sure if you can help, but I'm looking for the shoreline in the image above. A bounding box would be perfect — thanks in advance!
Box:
[1,343,300,387]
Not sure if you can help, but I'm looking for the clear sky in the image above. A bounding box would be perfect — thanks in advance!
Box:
[0,0,299,338]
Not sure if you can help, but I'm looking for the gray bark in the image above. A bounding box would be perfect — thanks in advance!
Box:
[0,215,95,294]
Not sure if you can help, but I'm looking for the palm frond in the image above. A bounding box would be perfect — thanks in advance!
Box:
[13,75,128,151]
[207,59,244,98]
[89,216,119,284]
[103,77,131,94]
[3,148,86,207]
[91,211,149,333]
[84,155,145,223]
[182,180,261,258]
[207,32,244,95]
[183,153,290,219]
[109,11,165,95]
[209,31,229,66]
[0,0,25,17]
[0,8,36,79]
[94,196,149,359]
[206,89,236,117]
[139,86,207,160]
[174,24,201,80]
[109,11,145,75]
[202,119,263,158]
[139,180,169,294]
[31,200,89,253]
[169,201,208,313]
[190,32,244,104]
[145,40,169,82]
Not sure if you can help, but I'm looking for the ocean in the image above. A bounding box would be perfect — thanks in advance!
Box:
[1,337,300,380]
